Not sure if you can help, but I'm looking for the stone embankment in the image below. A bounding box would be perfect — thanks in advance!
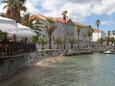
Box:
[64,48,92,56]
[0,48,92,80]
[0,49,64,80]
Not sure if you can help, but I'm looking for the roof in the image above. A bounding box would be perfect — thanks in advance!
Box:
[0,23,19,34]
[93,29,102,33]
[54,18,72,24]
[30,14,73,24]
[17,23,37,38]
[0,16,17,26]
[30,14,48,21]
[0,23,37,38]
[74,22,87,29]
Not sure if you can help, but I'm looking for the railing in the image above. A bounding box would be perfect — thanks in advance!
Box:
[0,41,36,56]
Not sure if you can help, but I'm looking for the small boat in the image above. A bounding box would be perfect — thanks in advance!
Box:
[104,50,115,54]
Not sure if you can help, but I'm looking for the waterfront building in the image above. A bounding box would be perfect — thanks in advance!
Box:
[30,14,74,49]
[74,22,90,48]
[92,29,106,42]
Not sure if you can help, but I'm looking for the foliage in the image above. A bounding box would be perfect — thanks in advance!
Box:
[3,0,27,22]
[45,18,56,49]
[109,37,115,44]
[31,36,38,44]
[0,31,7,41]
[85,25,93,46]
[97,37,105,46]
[38,36,47,50]
[107,31,111,37]
[74,25,81,49]
[96,20,101,27]
[54,37,62,49]
[69,37,76,49]
[105,37,110,46]
[21,12,38,29]
[62,10,68,20]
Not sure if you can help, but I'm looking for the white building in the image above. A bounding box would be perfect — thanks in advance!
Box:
[92,29,106,42]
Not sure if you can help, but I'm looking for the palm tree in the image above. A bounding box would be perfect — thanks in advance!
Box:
[108,31,111,38]
[62,10,68,20]
[110,37,115,45]
[105,37,110,46]
[96,20,101,44]
[38,36,47,50]
[31,36,38,44]
[96,20,101,28]
[74,25,81,49]
[3,0,27,22]
[62,10,68,49]
[54,37,62,49]
[69,37,76,49]
[112,30,115,36]
[21,13,37,29]
[86,25,93,46]
[97,37,105,47]
[45,18,56,49]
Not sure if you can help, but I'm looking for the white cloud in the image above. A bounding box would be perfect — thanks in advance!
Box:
[25,0,41,14]
[0,0,115,21]
[101,21,114,26]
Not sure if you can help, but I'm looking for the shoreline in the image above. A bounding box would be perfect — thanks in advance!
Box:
[0,55,65,86]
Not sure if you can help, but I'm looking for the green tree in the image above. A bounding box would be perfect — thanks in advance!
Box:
[3,0,27,22]
[97,37,105,47]
[105,37,110,46]
[21,13,38,29]
[62,10,68,49]
[96,19,101,46]
[74,25,81,49]
[108,31,111,37]
[45,18,56,49]
[69,37,76,49]
[31,36,38,44]
[85,25,93,46]
[96,20,101,28]
[54,37,62,49]
[62,10,68,20]
[112,30,115,36]
[110,37,115,45]
[38,36,47,50]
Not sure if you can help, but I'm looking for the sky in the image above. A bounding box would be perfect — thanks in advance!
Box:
[0,0,115,32]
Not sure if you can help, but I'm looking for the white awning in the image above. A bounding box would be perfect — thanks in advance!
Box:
[0,16,17,26]
[0,23,37,38]
[17,23,37,38]
[0,23,19,34]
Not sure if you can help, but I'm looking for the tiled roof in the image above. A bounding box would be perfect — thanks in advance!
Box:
[30,14,73,24]
[30,14,48,20]
[93,29,101,33]
[74,22,87,28]
[54,18,72,24]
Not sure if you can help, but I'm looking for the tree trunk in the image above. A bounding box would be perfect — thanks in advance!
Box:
[78,32,79,49]
[49,34,52,49]
[89,36,90,47]
[42,44,44,50]
[71,43,73,49]
[57,44,59,49]
[101,42,102,47]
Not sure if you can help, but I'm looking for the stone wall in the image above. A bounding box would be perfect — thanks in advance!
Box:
[0,49,65,80]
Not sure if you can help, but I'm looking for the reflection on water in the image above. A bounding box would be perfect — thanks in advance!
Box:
[1,53,115,86]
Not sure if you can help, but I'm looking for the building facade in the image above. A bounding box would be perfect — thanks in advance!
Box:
[92,29,106,42]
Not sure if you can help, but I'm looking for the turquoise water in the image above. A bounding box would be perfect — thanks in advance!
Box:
[2,53,115,86]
